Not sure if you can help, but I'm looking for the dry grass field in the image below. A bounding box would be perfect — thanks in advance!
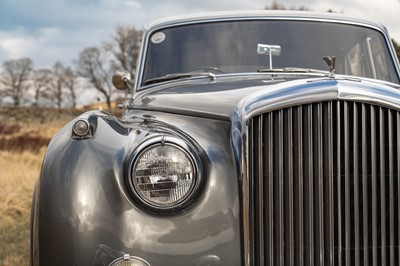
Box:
[0,107,81,265]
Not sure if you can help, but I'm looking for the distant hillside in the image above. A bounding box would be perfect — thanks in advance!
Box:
[0,107,83,153]
[0,107,83,125]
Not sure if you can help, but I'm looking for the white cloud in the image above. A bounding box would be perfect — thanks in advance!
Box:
[290,0,400,41]
[128,0,400,41]
[1,0,399,69]
[0,32,35,60]
[0,28,69,67]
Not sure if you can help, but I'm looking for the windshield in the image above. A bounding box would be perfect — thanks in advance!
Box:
[142,20,399,85]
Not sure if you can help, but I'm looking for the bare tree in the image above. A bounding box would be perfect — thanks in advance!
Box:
[64,67,77,109]
[0,58,33,106]
[265,1,286,10]
[32,68,52,106]
[77,47,113,111]
[75,26,141,111]
[265,1,310,10]
[103,25,142,77]
[45,61,67,109]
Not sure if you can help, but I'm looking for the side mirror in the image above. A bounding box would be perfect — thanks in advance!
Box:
[112,70,132,91]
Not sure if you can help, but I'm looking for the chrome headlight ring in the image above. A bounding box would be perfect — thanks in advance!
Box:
[109,254,151,266]
[127,136,203,213]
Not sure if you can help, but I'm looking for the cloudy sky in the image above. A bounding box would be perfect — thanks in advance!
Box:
[0,0,399,69]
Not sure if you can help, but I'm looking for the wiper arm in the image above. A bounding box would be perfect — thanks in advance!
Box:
[258,67,328,74]
[144,72,216,85]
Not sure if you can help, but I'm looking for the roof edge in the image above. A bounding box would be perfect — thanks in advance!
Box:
[145,10,385,32]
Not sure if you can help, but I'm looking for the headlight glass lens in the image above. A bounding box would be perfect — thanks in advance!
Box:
[109,255,150,266]
[131,142,197,209]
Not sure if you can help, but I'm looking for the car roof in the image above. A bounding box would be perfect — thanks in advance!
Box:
[145,10,387,33]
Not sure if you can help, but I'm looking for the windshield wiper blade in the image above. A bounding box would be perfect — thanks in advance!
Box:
[257,67,328,74]
[144,72,216,85]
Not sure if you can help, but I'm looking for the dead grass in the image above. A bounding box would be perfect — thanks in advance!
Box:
[0,149,44,221]
[0,216,31,265]
[0,107,80,266]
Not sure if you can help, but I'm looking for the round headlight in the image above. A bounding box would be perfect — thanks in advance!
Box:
[129,136,201,211]
[109,255,150,266]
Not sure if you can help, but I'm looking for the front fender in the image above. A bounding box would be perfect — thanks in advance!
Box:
[32,111,242,266]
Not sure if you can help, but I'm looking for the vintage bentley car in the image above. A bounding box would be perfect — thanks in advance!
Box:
[31,11,400,265]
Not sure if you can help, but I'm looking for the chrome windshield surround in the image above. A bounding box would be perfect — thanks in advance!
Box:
[232,77,400,266]
[134,11,400,93]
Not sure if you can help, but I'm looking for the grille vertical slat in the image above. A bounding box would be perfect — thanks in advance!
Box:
[326,102,335,265]
[266,113,274,266]
[371,106,378,266]
[353,102,360,266]
[336,102,343,266]
[380,107,387,265]
[294,106,304,266]
[285,108,294,266]
[305,105,314,265]
[362,104,369,266]
[257,117,264,266]
[389,110,395,266]
[398,112,400,264]
[277,111,284,265]
[247,100,400,265]
[316,103,324,266]
[249,118,255,265]
[344,102,351,266]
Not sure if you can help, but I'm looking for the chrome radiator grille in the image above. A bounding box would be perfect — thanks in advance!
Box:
[247,100,400,265]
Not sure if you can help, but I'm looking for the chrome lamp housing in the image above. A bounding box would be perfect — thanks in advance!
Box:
[127,136,203,213]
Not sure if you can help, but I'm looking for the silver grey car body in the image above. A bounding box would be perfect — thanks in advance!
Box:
[31,11,400,265]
